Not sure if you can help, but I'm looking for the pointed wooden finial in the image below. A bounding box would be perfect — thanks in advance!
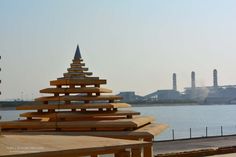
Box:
[74,45,82,60]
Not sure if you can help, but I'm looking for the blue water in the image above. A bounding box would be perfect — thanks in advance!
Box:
[1,104,236,141]
[133,104,236,140]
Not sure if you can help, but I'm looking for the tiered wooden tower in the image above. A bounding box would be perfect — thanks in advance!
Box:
[1,46,166,145]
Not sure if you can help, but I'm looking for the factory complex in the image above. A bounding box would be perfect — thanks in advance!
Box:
[118,69,236,104]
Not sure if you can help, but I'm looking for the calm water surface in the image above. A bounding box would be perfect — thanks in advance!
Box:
[1,104,236,141]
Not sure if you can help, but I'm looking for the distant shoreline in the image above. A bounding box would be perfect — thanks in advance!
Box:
[1,103,236,111]
[0,103,198,111]
[131,103,199,107]
[132,103,236,107]
[0,107,16,111]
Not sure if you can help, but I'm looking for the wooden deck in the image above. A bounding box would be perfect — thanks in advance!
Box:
[0,135,152,157]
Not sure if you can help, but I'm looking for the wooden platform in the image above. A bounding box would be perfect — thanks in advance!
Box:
[0,135,152,157]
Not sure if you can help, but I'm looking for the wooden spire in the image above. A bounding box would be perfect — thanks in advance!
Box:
[74,44,82,60]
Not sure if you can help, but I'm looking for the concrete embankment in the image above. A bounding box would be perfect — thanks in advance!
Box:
[154,135,236,157]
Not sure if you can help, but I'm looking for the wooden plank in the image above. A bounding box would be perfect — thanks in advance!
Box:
[50,119,148,131]
[0,135,150,157]
[67,67,89,72]
[16,103,131,110]
[70,63,85,66]
[67,69,87,73]
[71,65,83,68]
[20,110,140,119]
[0,124,167,140]
[57,77,99,80]
[0,120,56,129]
[35,95,122,102]
[76,123,167,139]
[128,116,155,127]
[50,79,106,86]
[66,72,93,75]
[41,118,50,122]
[56,116,153,129]
[0,116,154,130]
[63,72,93,77]
[67,123,167,139]
[40,87,112,94]
[71,61,83,64]
[134,123,168,136]
[64,73,86,77]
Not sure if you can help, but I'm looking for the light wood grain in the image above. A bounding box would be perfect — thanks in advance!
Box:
[0,116,154,130]
[67,67,89,72]
[0,123,167,139]
[50,79,106,86]
[16,103,130,110]
[20,110,140,119]
[63,72,93,77]
[35,95,122,102]
[0,135,151,157]
[40,87,112,94]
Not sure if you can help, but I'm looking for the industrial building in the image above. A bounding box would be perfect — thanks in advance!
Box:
[184,69,236,104]
[119,69,236,104]
[117,91,143,103]
[143,73,183,102]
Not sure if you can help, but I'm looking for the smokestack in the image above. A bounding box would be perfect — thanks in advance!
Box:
[191,71,196,88]
[173,73,177,91]
[213,69,218,87]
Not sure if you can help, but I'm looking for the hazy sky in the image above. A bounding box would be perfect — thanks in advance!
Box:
[1,0,236,100]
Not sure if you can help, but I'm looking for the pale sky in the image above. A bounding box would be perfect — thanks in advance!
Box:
[1,0,236,100]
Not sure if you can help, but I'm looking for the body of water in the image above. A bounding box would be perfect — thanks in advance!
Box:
[1,104,236,141]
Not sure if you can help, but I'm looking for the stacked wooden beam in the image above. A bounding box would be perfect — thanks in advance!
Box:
[0,45,167,140]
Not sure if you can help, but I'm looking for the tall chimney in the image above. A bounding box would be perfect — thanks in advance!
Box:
[213,69,218,87]
[173,73,177,91]
[191,71,196,88]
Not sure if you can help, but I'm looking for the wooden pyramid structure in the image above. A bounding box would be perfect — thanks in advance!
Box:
[0,46,166,142]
